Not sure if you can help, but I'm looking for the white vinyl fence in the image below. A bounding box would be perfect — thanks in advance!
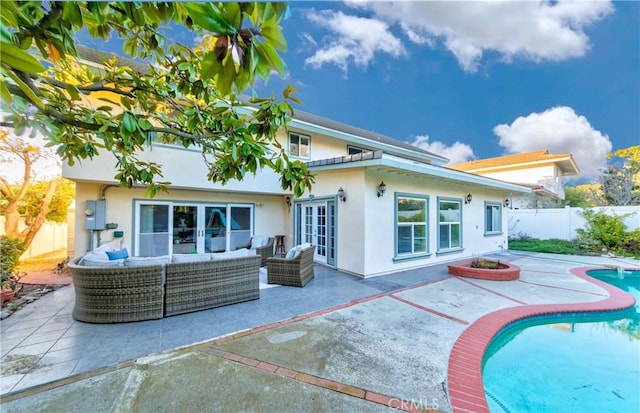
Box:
[0,216,68,259]
[507,206,640,241]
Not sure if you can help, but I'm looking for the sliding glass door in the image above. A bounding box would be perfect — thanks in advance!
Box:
[137,203,171,257]
[135,202,253,256]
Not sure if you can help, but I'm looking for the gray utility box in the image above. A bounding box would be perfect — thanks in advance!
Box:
[85,200,106,230]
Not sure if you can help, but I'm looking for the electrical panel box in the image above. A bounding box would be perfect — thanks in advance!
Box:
[85,200,106,230]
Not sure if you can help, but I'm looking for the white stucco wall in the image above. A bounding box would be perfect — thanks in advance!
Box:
[285,127,353,161]
[64,129,355,193]
[358,171,510,277]
[308,167,512,277]
[303,168,367,275]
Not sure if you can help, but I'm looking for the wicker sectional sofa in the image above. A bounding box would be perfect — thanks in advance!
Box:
[69,252,260,323]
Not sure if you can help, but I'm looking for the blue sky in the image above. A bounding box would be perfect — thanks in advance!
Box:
[253,1,638,184]
[79,1,638,184]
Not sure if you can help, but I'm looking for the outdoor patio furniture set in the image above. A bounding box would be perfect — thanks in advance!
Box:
[68,241,316,323]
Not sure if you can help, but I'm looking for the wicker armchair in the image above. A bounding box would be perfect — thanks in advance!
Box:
[237,237,274,266]
[266,244,315,287]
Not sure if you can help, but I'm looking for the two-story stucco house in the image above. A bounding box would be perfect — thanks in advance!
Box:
[450,150,579,210]
[65,106,531,278]
[63,47,530,278]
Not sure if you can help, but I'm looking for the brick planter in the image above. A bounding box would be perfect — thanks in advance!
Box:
[448,260,520,281]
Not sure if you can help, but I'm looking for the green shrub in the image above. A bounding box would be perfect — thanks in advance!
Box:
[614,229,640,258]
[1,236,24,274]
[576,209,633,253]
[1,236,25,291]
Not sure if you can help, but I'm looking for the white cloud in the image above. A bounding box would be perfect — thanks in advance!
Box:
[346,0,614,72]
[493,106,612,181]
[300,32,317,47]
[304,10,406,74]
[411,135,475,164]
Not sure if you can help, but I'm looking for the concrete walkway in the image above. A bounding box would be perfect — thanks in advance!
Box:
[1,252,638,412]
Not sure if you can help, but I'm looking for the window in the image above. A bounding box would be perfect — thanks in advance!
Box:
[347,145,369,155]
[485,202,502,234]
[136,202,171,257]
[396,195,428,257]
[289,132,310,158]
[438,199,461,251]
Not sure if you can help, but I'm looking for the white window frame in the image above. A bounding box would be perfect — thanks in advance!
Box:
[484,201,502,235]
[438,197,462,252]
[289,132,310,159]
[395,194,429,259]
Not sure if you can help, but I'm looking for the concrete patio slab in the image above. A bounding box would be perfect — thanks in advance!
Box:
[216,295,468,411]
[394,277,521,323]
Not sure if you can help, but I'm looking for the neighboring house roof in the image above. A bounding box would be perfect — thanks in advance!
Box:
[512,182,559,198]
[449,150,580,176]
[76,46,448,166]
[307,151,531,194]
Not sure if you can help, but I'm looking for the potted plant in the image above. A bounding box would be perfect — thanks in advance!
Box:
[470,256,506,269]
[1,271,21,305]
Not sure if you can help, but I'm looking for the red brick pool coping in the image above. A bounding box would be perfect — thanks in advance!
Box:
[446,267,638,413]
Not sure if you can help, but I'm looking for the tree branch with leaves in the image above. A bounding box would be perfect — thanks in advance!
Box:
[1,1,314,198]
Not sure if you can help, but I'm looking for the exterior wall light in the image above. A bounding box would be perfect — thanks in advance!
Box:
[465,193,473,204]
[377,181,386,198]
[503,198,510,208]
[337,187,346,202]
[285,196,292,212]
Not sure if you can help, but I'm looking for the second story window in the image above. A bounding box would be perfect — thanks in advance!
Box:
[289,132,310,159]
[347,145,368,155]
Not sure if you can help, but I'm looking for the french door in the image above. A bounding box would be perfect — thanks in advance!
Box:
[135,201,253,256]
[295,200,335,266]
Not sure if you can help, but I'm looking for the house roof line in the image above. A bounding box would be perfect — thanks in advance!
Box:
[307,152,531,194]
[287,112,449,165]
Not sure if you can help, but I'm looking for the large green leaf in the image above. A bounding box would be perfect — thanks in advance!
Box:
[183,3,235,34]
[0,42,45,73]
[2,68,44,108]
[260,20,287,51]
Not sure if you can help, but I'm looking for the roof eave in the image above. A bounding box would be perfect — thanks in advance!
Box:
[309,153,531,194]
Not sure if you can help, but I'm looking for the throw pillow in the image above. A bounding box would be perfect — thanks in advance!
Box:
[285,246,297,259]
[81,258,125,267]
[172,253,212,263]
[94,243,114,253]
[212,248,251,260]
[106,248,129,260]
[296,242,312,251]
[81,243,114,262]
[250,235,268,249]
[124,255,171,267]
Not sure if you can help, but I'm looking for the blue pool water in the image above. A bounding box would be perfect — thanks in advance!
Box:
[482,269,640,413]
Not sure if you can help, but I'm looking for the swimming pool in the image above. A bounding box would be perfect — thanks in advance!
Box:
[482,269,639,413]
